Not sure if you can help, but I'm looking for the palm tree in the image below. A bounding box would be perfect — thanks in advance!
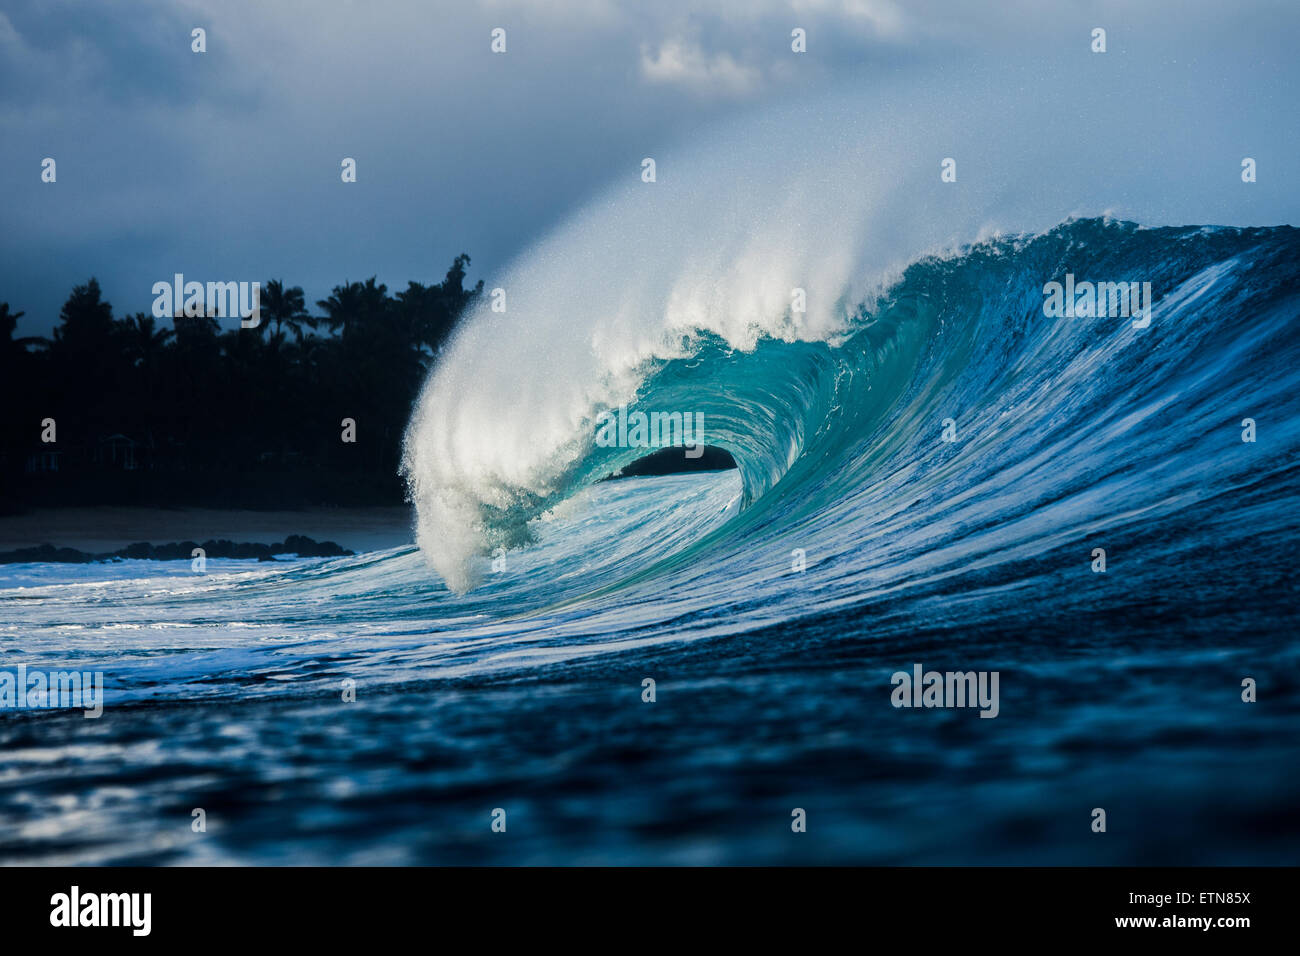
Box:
[120,313,174,369]
[260,279,311,348]
[317,277,388,341]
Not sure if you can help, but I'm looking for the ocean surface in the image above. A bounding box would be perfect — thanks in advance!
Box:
[2,219,1298,864]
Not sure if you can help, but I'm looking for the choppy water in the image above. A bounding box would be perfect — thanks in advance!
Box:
[2,219,1298,864]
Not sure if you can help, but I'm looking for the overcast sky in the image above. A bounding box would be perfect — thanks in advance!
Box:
[2,0,1297,334]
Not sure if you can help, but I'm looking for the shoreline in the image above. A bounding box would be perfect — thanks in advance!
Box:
[0,506,415,555]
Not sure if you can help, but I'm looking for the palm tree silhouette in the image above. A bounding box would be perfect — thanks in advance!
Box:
[261,279,312,349]
[317,277,388,342]
[120,312,174,368]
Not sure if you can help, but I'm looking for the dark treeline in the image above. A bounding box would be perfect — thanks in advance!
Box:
[0,257,482,513]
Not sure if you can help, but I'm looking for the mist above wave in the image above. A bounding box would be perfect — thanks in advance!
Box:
[402,61,1298,593]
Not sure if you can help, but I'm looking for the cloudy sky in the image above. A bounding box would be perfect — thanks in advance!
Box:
[2,0,1297,333]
